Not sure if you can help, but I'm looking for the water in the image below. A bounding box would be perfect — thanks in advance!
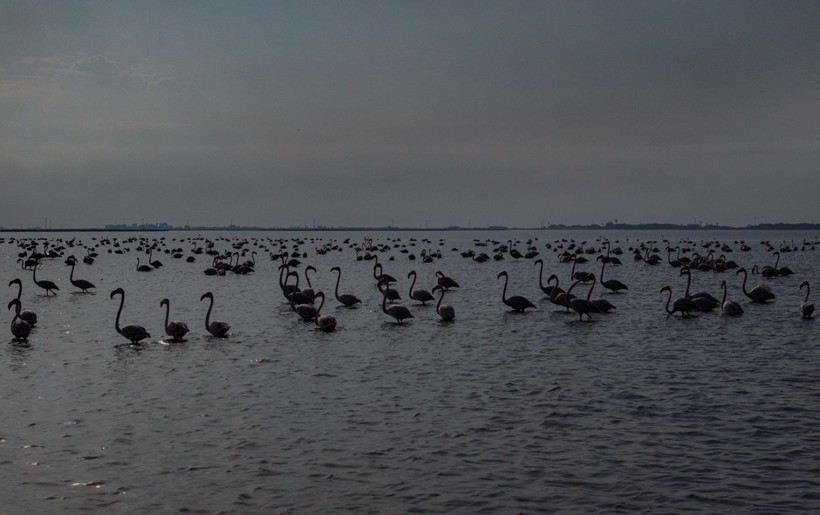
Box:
[2,229,819,513]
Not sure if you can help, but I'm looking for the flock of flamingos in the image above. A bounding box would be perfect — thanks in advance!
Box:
[4,234,817,345]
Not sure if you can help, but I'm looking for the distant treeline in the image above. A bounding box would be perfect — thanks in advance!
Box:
[1,222,819,232]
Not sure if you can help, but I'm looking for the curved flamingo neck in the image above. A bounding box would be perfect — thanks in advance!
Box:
[499,274,508,303]
[204,297,213,330]
[333,269,342,299]
[114,293,124,333]
[566,279,581,299]
[380,284,390,315]
[315,293,325,315]
[739,269,749,294]
[278,265,288,289]
[536,261,545,290]
[163,302,171,329]
[663,288,672,315]
[586,276,596,301]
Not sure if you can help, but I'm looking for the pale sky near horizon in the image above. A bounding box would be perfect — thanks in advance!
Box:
[1,1,819,229]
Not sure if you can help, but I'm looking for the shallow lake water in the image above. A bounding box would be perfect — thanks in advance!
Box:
[2,229,819,513]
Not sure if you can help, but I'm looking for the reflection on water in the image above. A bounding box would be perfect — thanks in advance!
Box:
[1,229,820,512]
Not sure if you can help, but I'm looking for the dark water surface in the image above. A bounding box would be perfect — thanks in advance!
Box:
[2,230,819,513]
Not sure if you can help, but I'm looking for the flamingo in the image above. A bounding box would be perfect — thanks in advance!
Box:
[301,265,317,302]
[32,263,59,295]
[136,258,153,272]
[507,240,523,259]
[149,248,163,268]
[772,251,794,277]
[720,280,744,316]
[373,262,397,285]
[67,256,96,293]
[435,271,459,290]
[408,271,435,305]
[278,264,299,300]
[377,277,401,303]
[548,274,574,311]
[585,274,616,313]
[8,299,31,342]
[659,285,698,318]
[497,271,536,313]
[566,278,598,321]
[160,298,190,341]
[200,292,231,337]
[596,255,628,293]
[285,271,313,305]
[736,268,776,303]
[534,259,562,297]
[379,279,413,324]
[8,279,37,326]
[570,255,593,283]
[432,285,455,321]
[602,241,623,265]
[329,266,361,307]
[291,294,318,322]
[313,292,337,332]
[680,267,720,312]
[110,288,151,344]
[799,281,814,319]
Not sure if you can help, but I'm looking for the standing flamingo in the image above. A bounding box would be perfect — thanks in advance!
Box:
[136,258,153,272]
[110,287,151,344]
[373,262,397,285]
[534,259,561,297]
[8,279,37,326]
[736,268,776,303]
[720,280,744,316]
[432,285,455,321]
[160,298,190,341]
[566,278,598,321]
[548,273,574,311]
[379,279,413,324]
[408,271,435,305]
[313,292,337,332]
[799,281,814,319]
[149,248,163,268]
[291,293,318,322]
[284,271,313,305]
[435,271,459,290]
[680,267,720,312]
[585,274,615,313]
[200,292,231,337]
[300,265,318,302]
[497,271,536,313]
[330,266,362,307]
[8,299,32,342]
[659,285,697,318]
[596,255,628,293]
[67,256,96,293]
[32,264,59,295]
[772,251,794,277]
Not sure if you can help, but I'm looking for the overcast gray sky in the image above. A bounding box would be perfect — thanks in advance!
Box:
[1,1,819,228]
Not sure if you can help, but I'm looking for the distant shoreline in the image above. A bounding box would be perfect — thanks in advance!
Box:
[2,223,820,233]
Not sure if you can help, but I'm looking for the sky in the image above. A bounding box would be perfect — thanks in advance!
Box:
[1,0,819,229]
